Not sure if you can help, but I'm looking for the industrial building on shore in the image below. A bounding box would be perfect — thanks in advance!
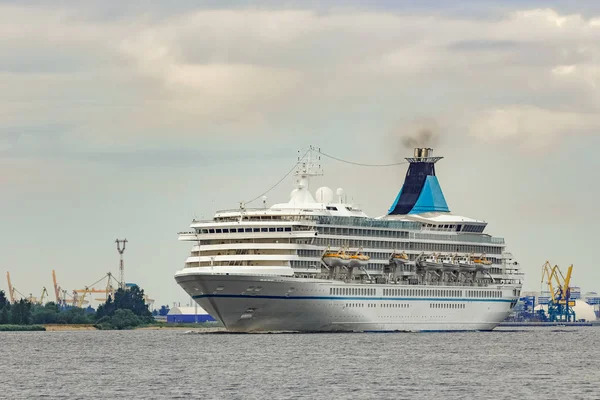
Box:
[166,306,215,323]
[516,288,599,322]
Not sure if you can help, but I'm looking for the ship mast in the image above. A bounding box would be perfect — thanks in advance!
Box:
[294,145,323,192]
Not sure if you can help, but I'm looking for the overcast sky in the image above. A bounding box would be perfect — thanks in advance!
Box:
[2,1,599,307]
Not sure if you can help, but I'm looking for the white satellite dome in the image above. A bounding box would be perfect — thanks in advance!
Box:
[315,187,334,204]
[336,188,344,196]
[573,301,597,321]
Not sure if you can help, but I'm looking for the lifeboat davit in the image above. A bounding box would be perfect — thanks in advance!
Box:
[419,254,443,271]
[473,255,492,272]
[348,253,370,269]
[322,250,350,268]
[458,256,477,272]
[441,254,459,271]
[390,251,409,266]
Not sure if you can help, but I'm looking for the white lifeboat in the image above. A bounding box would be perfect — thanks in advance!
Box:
[458,255,477,272]
[419,253,443,271]
[390,251,409,266]
[441,254,459,270]
[348,252,370,269]
[322,249,351,268]
[472,254,492,272]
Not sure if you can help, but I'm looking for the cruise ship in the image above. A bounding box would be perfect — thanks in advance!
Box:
[175,146,523,332]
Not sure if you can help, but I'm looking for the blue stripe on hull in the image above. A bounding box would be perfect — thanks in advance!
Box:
[192,294,513,303]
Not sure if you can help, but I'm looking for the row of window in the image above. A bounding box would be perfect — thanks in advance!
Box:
[330,287,376,296]
[198,227,292,234]
[329,287,502,298]
[316,225,500,245]
[318,226,410,239]
[209,214,501,242]
[422,224,485,233]
[200,220,499,246]
[466,290,502,298]
[315,215,420,230]
[312,237,502,258]
[430,303,466,309]
[344,303,411,308]
[193,228,501,253]
[346,303,365,308]
[382,303,410,308]
[427,224,483,233]
[383,288,462,297]
[345,302,464,309]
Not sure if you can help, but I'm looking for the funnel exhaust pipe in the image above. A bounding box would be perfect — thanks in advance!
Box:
[413,147,433,159]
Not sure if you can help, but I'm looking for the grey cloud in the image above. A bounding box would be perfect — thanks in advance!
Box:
[1,5,600,157]
[448,39,522,51]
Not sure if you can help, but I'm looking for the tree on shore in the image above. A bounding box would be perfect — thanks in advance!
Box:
[158,305,170,316]
[0,290,9,324]
[0,290,95,325]
[95,285,153,329]
[10,299,32,325]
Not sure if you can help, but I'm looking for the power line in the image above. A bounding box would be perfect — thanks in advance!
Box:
[318,150,408,167]
[244,148,406,204]
[245,150,309,204]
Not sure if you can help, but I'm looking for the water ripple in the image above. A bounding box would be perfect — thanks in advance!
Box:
[1,327,598,399]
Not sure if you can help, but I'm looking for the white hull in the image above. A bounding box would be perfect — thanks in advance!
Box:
[175,268,519,332]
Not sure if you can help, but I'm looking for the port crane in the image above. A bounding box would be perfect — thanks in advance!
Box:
[541,261,575,322]
[6,272,15,303]
[73,272,120,308]
[51,270,89,307]
[52,270,62,305]
[5,272,33,303]
[38,287,48,304]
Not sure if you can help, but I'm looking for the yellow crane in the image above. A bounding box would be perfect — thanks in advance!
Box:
[52,270,61,305]
[39,287,49,304]
[73,272,119,307]
[540,261,575,322]
[50,270,89,307]
[6,272,15,303]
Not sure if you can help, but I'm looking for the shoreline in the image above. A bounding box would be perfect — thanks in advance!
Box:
[498,321,598,327]
[0,325,46,332]
[43,324,97,331]
[40,324,226,332]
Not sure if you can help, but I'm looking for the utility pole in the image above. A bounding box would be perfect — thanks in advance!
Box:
[115,239,128,290]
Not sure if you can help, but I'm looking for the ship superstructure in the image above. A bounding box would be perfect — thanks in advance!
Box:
[175,146,523,332]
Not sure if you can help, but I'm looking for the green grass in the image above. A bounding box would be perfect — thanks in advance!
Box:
[0,325,46,331]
